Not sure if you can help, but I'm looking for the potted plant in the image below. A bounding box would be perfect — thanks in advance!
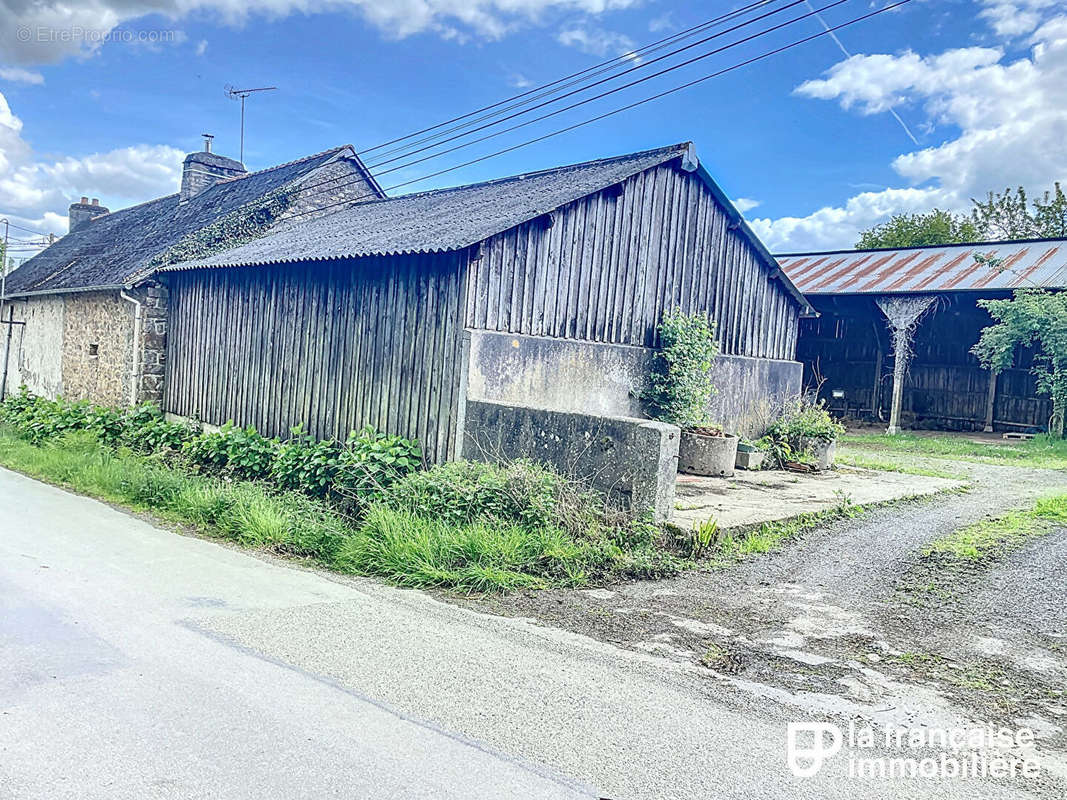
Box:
[765,398,845,471]
[643,309,738,477]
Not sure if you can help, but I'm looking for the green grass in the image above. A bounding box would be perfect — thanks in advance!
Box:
[923,493,1067,561]
[836,450,968,481]
[841,431,1067,470]
[0,426,686,593]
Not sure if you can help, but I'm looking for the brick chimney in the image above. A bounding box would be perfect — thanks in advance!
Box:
[180,133,247,203]
[68,196,109,232]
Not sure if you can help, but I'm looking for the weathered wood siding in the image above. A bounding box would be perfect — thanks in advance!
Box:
[466,161,799,359]
[163,252,467,464]
[797,293,1052,431]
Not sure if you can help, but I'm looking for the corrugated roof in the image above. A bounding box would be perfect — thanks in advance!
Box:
[4,146,359,296]
[163,143,695,269]
[778,238,1067,295]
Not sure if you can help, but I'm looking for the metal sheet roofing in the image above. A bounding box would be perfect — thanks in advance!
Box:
[4,146,360,296]
[162,143,693,271]
[778,239,1067,295]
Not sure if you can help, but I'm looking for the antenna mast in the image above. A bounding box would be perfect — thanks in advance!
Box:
[225,85,278,164]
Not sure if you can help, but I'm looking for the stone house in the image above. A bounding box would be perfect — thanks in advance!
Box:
[0,139,383,407]
[152,142,812,519]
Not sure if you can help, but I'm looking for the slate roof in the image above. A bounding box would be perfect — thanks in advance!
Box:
[4,146,365,296]
[778,238,1067,295]
[163,143,696,269]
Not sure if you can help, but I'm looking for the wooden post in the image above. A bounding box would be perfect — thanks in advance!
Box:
[871,348,883,419]
[887,353,906,435]
[983,371,998,433]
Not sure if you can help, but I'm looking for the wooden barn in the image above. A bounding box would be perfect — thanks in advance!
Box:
[779,238,1067,433]
[153,142,812,473]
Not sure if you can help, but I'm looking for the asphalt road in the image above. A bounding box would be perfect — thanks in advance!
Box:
[0,466,1042,799]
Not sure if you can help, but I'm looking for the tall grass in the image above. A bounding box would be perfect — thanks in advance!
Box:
[0,427,686,592]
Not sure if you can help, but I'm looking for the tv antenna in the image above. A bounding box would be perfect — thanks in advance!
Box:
[225,85,277,164]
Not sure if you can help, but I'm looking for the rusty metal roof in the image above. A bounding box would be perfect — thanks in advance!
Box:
[777,238,1067,295]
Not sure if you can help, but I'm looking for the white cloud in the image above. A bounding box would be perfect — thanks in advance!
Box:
[509,72,534,89]
[978,0,1058,37]
[0,0,642,64]
[732,197,760,214]
[0,67,44,85]
[195,38,208,56]
[0,89,182,237]
[557,25,637,57]
[754,8,1067,252]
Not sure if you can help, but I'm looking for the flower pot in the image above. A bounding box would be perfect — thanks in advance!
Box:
[802,438,836,471]
[678,431,738,477]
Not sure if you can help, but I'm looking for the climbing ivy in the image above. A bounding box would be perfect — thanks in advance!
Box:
[147,185,296,270]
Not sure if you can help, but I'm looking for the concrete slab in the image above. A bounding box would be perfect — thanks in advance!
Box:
[671,465,965,531]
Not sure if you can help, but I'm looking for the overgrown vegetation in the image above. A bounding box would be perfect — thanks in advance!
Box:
[923,493,1067,561]
[759,397,845,467]
[972,289,1067,437]
[644,309,719,430]
[0,388,689,593]
[834,450,967,481]
[841,430,1067,470]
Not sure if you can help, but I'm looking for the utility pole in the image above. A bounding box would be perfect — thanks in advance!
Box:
[225,85,278,164]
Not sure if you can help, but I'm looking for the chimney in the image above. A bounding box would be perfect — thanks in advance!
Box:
[180,133,246,203]
[69,196,110,232]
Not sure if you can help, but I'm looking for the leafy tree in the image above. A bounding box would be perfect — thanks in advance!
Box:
[856,210,979,249]
[971,183,1067,240]
[972,289,1067,437]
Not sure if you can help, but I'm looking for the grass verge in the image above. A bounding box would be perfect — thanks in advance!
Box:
[922,493,1067,560]
[0,427,687,593]
[836,449,968,481]
[841,431,1067,470]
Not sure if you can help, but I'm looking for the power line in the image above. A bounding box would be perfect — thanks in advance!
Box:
[0,218,50,235]
[360,0,784,156]
[293,0,851,201]
[363,0,851,177]
[273,0,912,225]
[366,0,817,171]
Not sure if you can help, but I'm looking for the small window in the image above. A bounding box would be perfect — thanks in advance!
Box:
[88,343,99,357]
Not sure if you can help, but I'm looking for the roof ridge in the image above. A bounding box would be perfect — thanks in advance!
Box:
[215,144,351,185]
[356,141,692,208]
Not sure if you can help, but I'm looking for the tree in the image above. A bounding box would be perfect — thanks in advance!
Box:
[972,289,1067,437]
[856,209,979,249]
[971,183,1067,240]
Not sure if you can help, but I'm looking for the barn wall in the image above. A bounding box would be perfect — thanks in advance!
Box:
[465,160,800,360]
[163,252,467,464]
[797,293,1052,431]
[466,330,801,437]
[1,296,64,400]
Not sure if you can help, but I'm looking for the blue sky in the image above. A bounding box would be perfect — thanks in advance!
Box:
[1,0,1065,260]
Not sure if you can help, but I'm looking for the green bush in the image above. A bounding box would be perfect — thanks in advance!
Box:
[763,398,845,466]
[383,458,604,534]
[333,426,422,499]
[183,422,279,480]
[643,309,719,429]
[272,428,343,495]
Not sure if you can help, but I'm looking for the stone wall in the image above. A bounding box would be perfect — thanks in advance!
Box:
[139,283,168,406]
[1,296,64,399]
[60,290,135,407]
[462,399,680,523]
[466,330,803,438]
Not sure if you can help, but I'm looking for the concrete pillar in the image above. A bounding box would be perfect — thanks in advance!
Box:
[887,355,906,435]
[983,371,998,433]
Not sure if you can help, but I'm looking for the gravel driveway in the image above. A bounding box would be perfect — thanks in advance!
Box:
[455,459,1067,797]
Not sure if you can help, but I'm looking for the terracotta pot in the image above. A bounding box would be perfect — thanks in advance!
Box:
[678,431,738,477]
